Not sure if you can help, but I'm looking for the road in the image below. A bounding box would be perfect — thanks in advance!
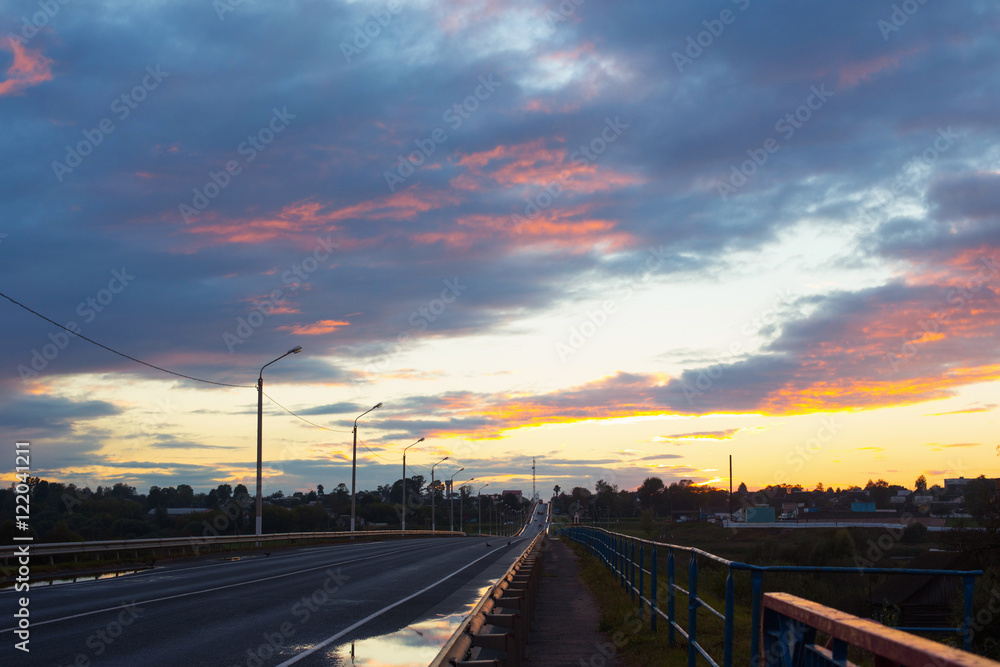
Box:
[1,511,549,666]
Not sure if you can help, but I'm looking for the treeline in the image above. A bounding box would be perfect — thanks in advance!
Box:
[549,474,1000,521]
[0,476,528,543]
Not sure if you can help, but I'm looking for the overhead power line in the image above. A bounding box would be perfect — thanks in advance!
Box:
[0,290,252,388]
[262,391,352,433]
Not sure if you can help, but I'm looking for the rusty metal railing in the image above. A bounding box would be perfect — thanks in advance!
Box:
[561,525,985,666]
[763,592,997,666]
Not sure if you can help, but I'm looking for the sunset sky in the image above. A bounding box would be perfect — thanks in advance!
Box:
[2,0,999,498]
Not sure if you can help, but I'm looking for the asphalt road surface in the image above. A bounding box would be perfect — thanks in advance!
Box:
[2,512,549,666]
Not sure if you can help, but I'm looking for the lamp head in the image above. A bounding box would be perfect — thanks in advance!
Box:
[374,402,383,409]
[289,346,303,354]
[417,437,424,443]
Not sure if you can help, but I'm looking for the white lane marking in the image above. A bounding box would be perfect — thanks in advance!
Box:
[0,543,432,633]
[276,545,509,666]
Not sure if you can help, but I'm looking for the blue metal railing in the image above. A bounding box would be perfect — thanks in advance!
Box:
[560,525,983,667]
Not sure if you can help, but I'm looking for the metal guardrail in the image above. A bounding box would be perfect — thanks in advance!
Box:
[431,503,548,666]
[763,592,997,666]
[561,525,985,667]
[0,529,464,566]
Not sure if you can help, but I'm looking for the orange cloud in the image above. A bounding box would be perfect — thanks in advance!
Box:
[838,47,922,88]
[456,139,644,194]
[0,37,54,96]
[183,187,460,248]
[278,319,349,335]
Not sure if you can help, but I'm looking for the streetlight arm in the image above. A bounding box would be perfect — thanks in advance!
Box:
[354,402,383,427]
[259,346,303,380]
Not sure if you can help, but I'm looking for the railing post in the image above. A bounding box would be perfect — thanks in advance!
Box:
[622,538,628,590]
[724,566,734,667]
[638,544,644,612]
[963,574,975,652]
[688,554,698,667]
[651,547,658,632]
[667,548,676,646]
[620,537,626,589]
[750,569,763,667]
[630,540,636,600]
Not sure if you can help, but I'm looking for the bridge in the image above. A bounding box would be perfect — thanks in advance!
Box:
[1,505,996,665]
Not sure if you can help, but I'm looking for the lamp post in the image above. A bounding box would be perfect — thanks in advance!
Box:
[256,346,302,541]
[430,457,448,532]
[458,477,475,534]
[448,468,464,533]
[477,482,489,536]
[351,402,382,533]
[401,437,423,533]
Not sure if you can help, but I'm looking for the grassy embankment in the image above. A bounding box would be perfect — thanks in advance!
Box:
[558,518,955,666]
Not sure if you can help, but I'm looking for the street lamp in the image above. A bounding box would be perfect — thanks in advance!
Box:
[401,437,423,533]
[477,482,489,536]
[448,468,464,532]
[350,402,382,533]
[458,477,475,534]
[256,346,302,539]
[430,457,449,532]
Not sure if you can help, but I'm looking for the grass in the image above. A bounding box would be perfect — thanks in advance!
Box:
[560,522,967,666]
[565,537,692,666]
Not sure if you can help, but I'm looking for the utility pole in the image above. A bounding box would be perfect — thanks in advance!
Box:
[729,454,733,524]
[532,457,536,501]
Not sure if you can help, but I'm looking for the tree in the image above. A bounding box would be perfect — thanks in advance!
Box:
[176,484,194,507]
[637,477,664,509]
[552,484,561,497]
[869,479,892,508]
[914,475,927,493]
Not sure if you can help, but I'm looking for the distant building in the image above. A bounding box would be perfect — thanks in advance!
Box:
[501,490,523,498]
[851,502,876,512]
[944,477,970,490]
[745,507,776,523]
[146,508,210,517]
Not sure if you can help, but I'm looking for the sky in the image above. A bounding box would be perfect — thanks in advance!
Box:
[2,0,999,499]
